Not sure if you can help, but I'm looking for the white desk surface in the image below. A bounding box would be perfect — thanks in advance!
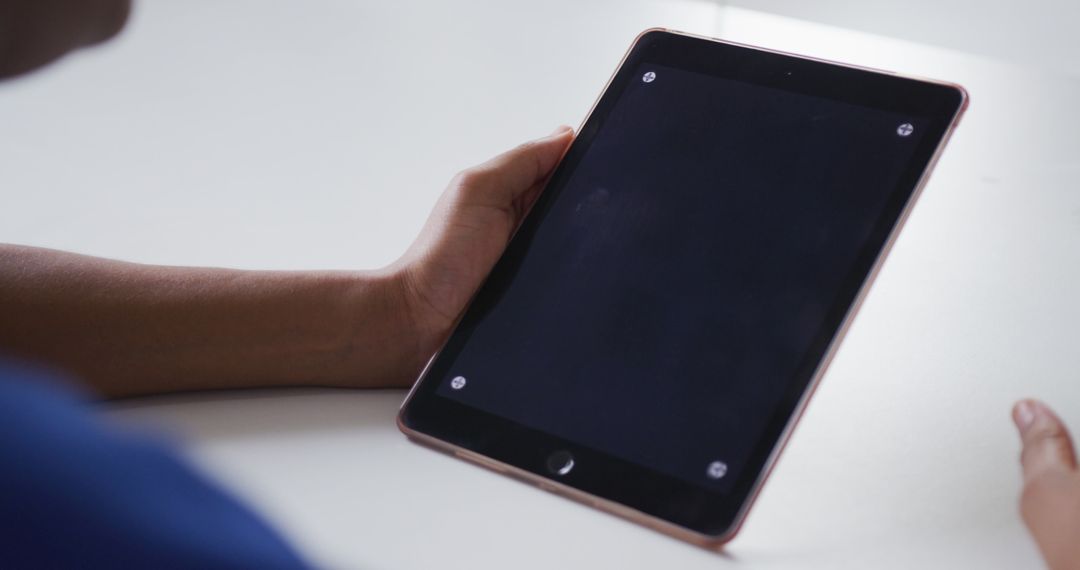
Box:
[3,2,1078,568]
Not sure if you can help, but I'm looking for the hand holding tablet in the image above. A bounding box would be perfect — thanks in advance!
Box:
[399,29,967,546]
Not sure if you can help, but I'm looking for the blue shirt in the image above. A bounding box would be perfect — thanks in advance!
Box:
[0,361,310,569]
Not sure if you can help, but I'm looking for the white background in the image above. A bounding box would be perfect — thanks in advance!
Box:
[2,1,1078,568]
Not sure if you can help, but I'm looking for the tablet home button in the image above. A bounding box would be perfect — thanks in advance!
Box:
[546,450,575,476]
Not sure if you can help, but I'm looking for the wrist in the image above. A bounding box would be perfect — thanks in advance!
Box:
[337,266,436,389]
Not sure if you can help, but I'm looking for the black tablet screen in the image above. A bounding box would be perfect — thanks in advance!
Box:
[433,62,925,491]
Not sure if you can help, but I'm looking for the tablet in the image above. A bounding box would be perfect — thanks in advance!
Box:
[398,29,967,546]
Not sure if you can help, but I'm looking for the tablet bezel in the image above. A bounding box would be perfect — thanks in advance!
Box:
[398,29,967,546]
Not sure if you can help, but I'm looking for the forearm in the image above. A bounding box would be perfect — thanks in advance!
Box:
[0,245,423,398]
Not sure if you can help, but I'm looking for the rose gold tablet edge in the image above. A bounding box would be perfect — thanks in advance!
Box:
[397,27,970,550]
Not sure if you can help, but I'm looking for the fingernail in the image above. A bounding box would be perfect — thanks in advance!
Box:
[547,125,573,137]
[1015,400,1037,432]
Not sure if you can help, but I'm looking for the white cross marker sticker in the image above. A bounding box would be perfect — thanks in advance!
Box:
[706,460,728,480]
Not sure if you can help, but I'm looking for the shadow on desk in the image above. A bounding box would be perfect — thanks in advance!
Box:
[103,388,409,442]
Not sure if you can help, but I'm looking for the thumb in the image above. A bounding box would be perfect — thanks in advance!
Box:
[1014,399,1078,484]
[451,126,573,211]
[1013,400,1080,570]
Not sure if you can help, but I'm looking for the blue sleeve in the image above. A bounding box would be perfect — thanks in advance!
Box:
[0,361,311,570]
